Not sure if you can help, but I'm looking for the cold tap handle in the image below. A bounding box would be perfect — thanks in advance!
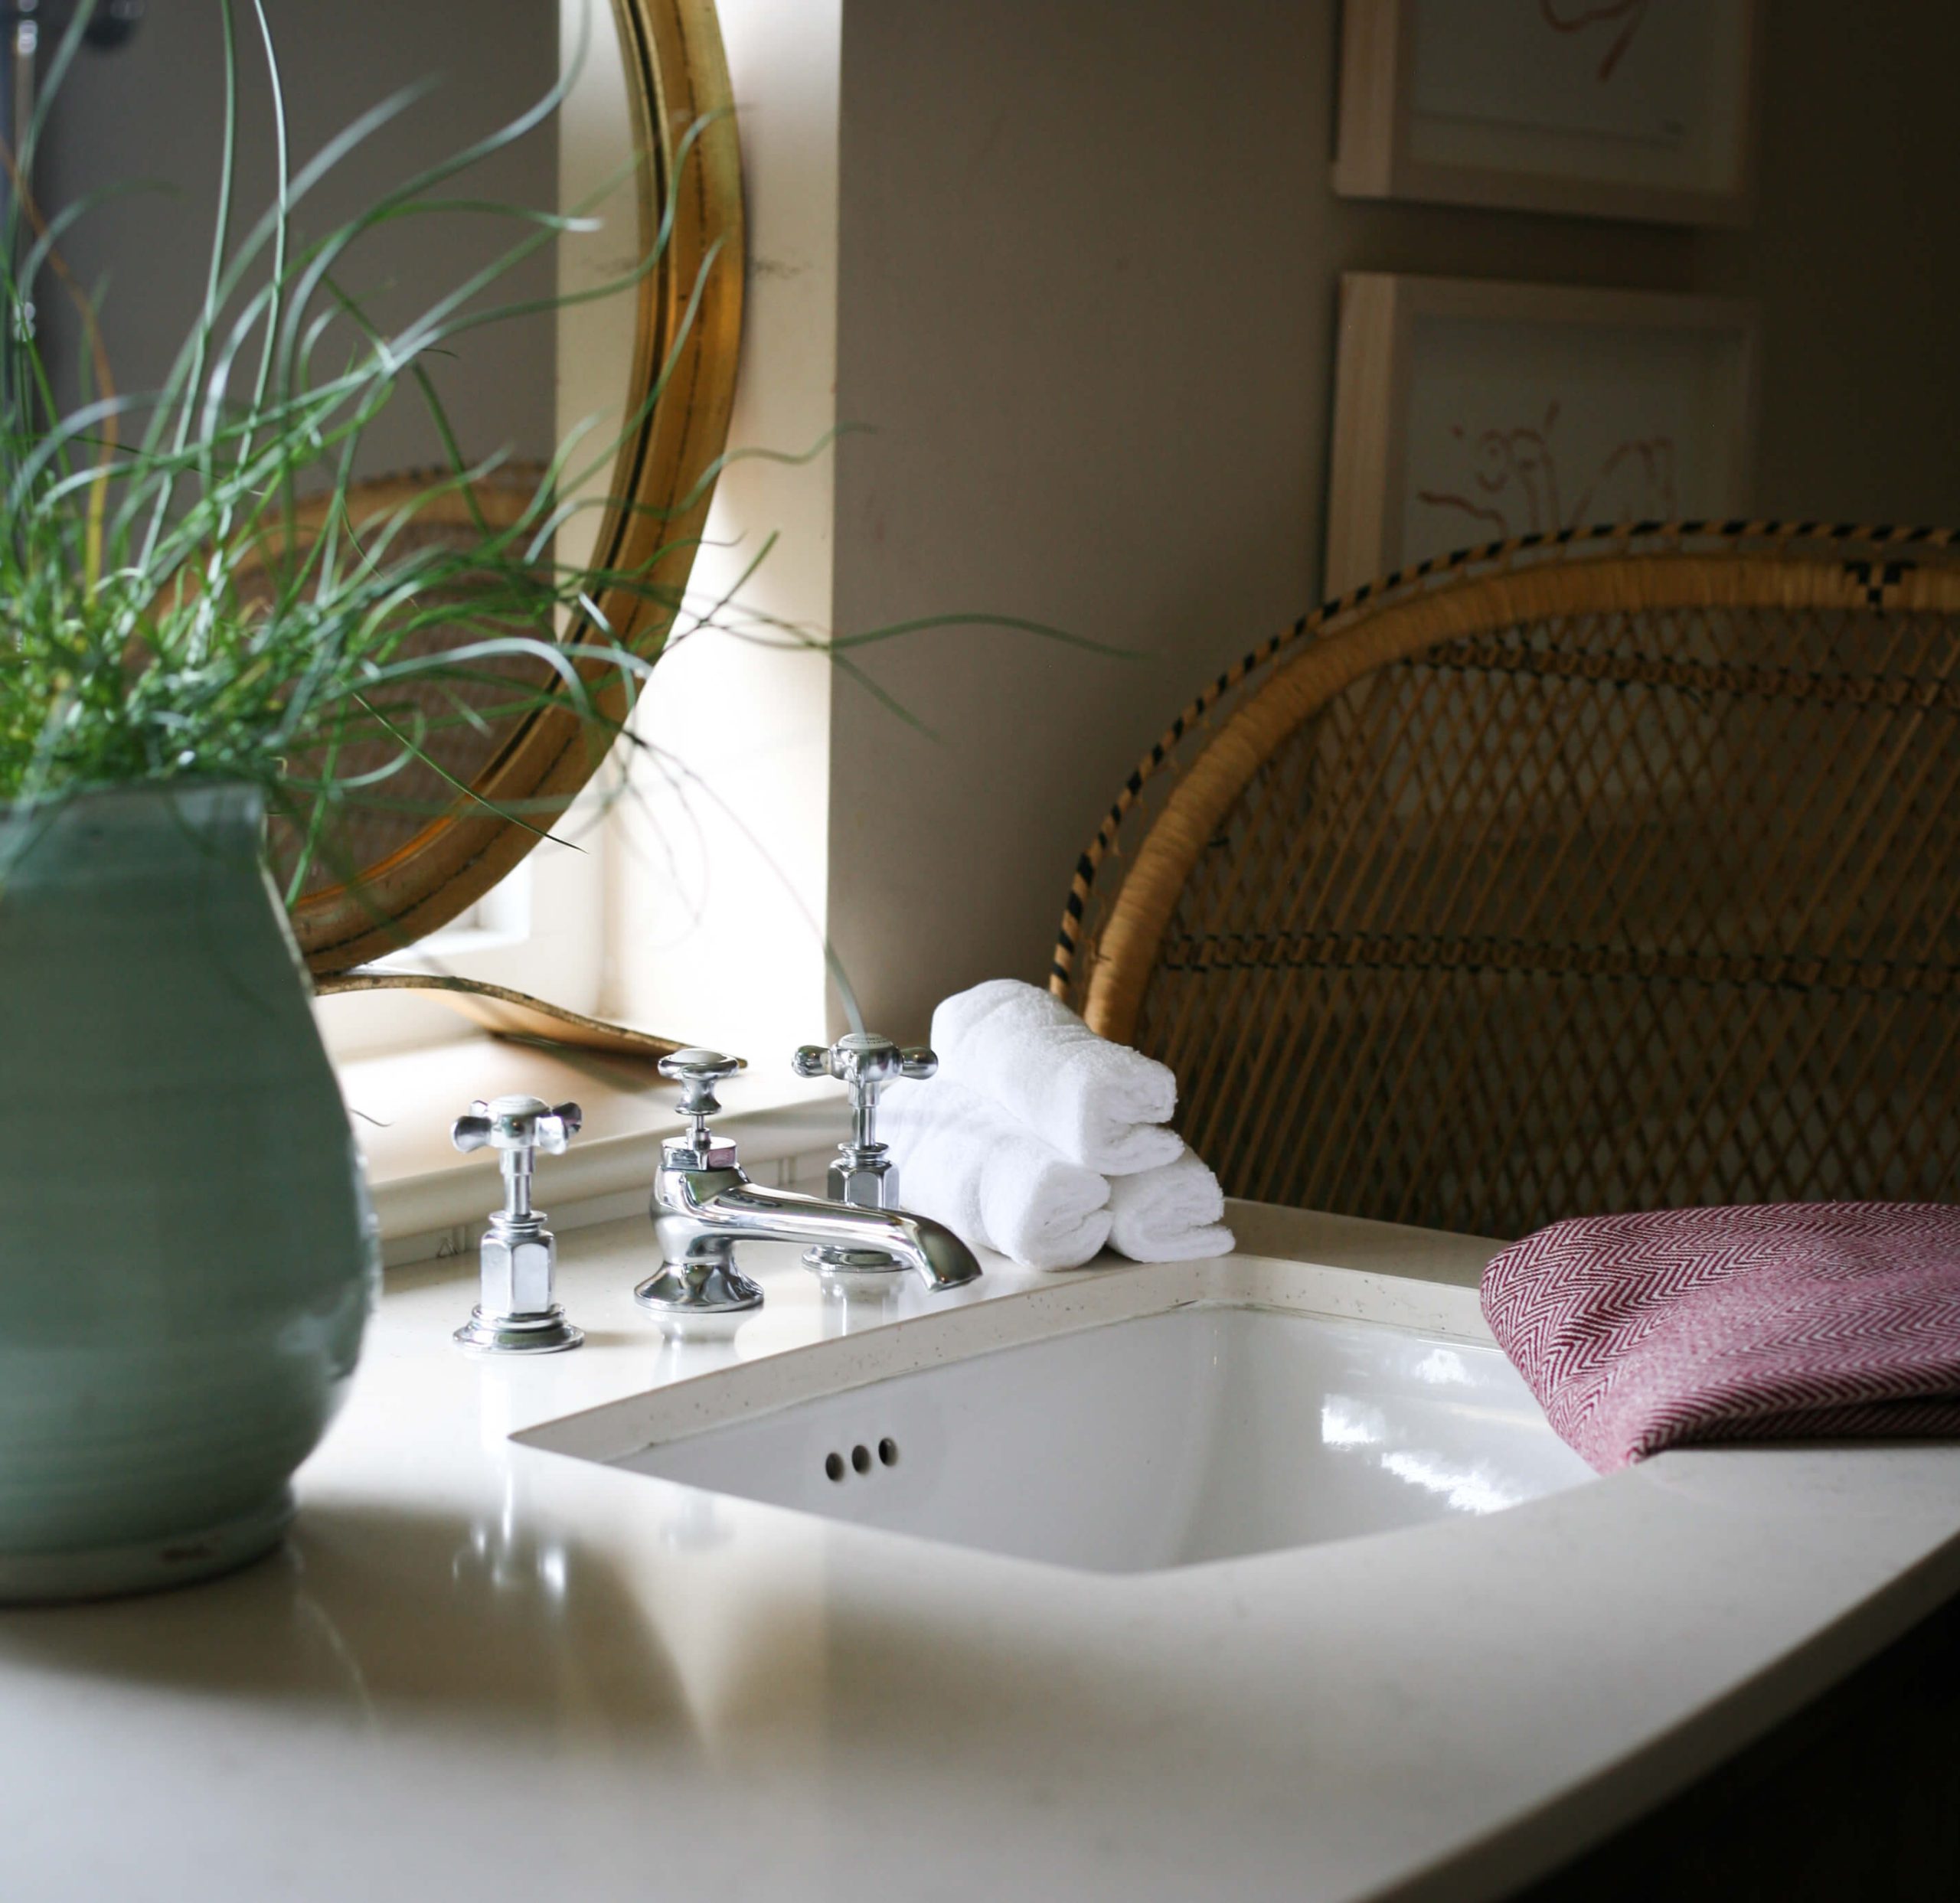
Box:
[791,1032,937,1160]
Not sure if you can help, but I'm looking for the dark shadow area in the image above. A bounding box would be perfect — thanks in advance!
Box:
[1512,1589,1960,1901]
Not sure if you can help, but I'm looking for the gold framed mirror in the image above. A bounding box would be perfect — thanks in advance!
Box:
[292,0,743,977]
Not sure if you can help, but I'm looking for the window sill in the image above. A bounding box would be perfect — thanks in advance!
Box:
[340,1036,844,1268]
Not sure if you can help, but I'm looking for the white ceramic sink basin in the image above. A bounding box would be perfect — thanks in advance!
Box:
[523,1259,1595,1575]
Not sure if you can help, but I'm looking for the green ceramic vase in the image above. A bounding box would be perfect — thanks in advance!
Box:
[0,782,377,1601]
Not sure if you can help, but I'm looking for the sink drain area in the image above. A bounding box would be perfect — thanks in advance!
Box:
[825,1437,900,1483]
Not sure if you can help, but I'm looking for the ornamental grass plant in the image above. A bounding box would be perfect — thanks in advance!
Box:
[0,0,717,903]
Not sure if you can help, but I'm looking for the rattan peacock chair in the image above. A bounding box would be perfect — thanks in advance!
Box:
[1051,522,1960,1241]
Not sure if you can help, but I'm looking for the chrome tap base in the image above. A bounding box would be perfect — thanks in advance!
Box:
[803,1242,906,1277]
[452,1306,585,1355]
[634,1259,765,1323]
[806,1246,914,1303]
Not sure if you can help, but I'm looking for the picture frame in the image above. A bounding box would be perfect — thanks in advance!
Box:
[1324,273,1759,597]
[1333,0,1763,227]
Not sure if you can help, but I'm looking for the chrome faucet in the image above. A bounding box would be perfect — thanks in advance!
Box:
[791,1030,939,1279]
[635,1047,982,1329]
[450,1094,584,1354]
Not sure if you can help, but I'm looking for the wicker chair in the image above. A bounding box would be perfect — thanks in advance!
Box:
[1051,523,1960,1241]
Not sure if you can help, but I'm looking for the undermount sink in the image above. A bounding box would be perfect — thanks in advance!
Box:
[521,1258,1595,1575]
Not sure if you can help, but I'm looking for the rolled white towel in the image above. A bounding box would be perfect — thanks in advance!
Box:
[881,1078,1112,1271]
[931,978,1183,1175]
[1108,1147,1235,1262]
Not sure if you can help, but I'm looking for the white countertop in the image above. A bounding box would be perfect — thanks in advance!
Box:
[6,1206,1960,1903]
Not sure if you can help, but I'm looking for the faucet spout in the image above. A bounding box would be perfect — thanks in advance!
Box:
[688,1180,982,1290]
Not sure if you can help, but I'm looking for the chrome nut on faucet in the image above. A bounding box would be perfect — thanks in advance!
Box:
[792,1033,937,1279]
[639,1046,980,1333]
[451,1095,583,1354]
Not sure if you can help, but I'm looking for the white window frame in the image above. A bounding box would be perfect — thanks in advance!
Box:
[313,795,611,1062]
[319,1,636,1066]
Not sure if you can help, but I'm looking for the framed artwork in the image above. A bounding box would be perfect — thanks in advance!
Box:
[1334,0,1762,226]
[1323,273,1759,597]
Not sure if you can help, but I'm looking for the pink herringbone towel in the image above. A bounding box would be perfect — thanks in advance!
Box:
[1481,1203,1960,1472]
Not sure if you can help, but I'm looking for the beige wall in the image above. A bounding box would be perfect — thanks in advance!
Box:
[1688,4,1960,527]
[827,0,1960,1043]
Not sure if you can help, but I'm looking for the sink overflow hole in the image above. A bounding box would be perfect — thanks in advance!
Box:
[822,1438,900,1482]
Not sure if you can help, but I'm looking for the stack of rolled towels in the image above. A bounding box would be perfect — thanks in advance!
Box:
[878,978,1235,1270]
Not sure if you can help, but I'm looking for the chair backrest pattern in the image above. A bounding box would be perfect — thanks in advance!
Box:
[1055,524,1960,1239]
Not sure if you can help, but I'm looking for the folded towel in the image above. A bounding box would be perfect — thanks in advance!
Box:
[880,1078,1112,1270]
[931,978,1182,1175]
[1482,1202,1960,1473]
[1108,1146,1236,1262]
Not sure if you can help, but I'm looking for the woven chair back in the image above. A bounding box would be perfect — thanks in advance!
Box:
[1053,526,1960,1239]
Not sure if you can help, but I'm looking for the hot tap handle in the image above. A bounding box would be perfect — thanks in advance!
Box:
[451,1095,583,1159]
[658,1048,744,1129]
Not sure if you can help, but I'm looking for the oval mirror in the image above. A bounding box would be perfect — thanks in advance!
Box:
[34,0,741,978]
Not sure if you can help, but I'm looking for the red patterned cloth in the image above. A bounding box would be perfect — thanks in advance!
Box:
[1481,1203,1960,1472]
